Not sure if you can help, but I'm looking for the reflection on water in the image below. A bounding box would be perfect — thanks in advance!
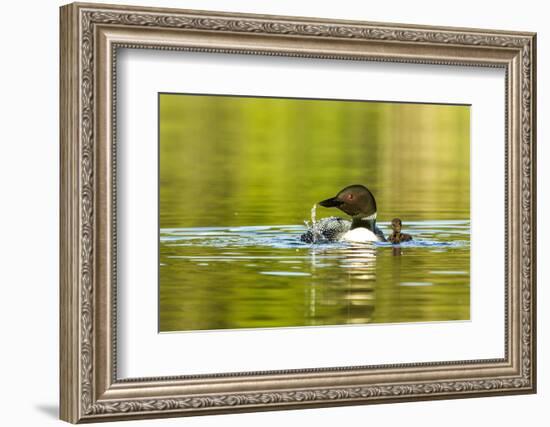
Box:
[160,220,470,331]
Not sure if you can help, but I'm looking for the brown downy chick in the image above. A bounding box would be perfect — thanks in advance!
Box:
[388,218,412,244]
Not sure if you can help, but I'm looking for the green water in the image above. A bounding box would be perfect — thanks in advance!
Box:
[159,94,470,332]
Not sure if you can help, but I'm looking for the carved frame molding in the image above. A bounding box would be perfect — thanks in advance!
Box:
[60,2,536,423]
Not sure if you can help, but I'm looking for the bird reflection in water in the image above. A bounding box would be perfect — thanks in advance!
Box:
[307,244,377,326]
[392,246,403,256]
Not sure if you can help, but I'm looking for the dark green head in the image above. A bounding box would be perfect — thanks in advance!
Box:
[318,184,377,219]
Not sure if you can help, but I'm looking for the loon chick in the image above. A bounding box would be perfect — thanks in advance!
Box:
[387,218,412,244]
[300,184,386,243]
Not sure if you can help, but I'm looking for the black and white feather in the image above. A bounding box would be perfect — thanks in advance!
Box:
[300,217,352,243]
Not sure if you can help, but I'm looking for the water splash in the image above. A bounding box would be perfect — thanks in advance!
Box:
[303,204,321,243]
[310,204,317,243]
[301,204,352,244]
[311,203,317,226]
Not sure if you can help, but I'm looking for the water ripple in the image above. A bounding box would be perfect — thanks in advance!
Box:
[160,220,470,250]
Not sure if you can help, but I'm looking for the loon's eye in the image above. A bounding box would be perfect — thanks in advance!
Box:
[347,194,354,200]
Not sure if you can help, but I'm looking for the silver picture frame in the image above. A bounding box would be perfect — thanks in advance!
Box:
[60,2,536,423]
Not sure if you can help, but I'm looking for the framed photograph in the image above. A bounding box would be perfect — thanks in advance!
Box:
[60,2,537,423]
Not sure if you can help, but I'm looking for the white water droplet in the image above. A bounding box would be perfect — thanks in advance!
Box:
[310,204,318,243]
[311,203,317,225]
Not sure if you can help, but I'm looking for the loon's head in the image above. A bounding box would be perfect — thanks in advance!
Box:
[318,184,377,222]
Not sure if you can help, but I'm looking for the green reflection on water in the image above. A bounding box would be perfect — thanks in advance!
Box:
[159,93,470,332]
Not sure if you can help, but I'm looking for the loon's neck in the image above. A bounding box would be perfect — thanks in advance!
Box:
[351,212,377,231]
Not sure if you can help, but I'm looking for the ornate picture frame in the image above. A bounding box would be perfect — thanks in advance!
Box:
[60,2,536,423]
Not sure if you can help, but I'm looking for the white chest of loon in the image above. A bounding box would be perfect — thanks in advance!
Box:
[341,227,380,242]
[299,216,384,243]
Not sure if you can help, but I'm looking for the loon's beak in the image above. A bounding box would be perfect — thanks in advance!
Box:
[318,196,343,208]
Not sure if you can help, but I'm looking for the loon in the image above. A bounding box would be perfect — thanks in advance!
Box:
[300,184,386,243]
[387,218,413,244]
